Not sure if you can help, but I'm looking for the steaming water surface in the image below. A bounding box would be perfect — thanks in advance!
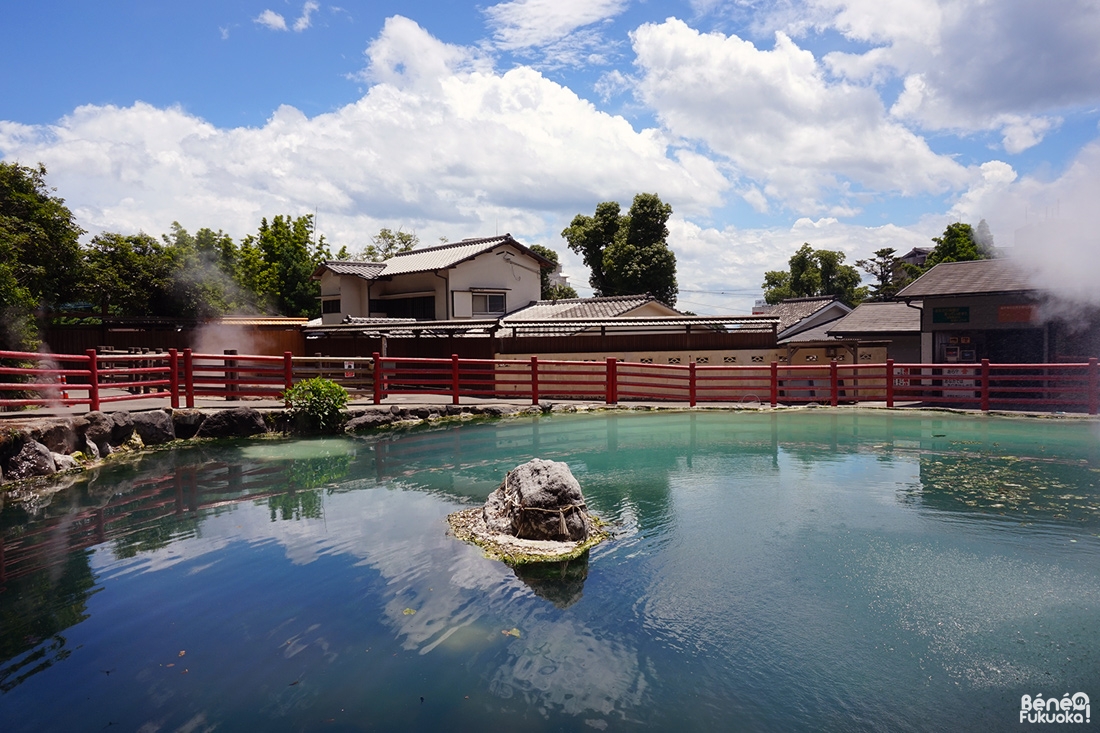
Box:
[1,410,1098,731]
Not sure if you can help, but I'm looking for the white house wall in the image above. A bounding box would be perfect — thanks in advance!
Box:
[448,245,542,317]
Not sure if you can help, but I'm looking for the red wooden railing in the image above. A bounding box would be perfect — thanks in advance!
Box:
[2,349,1099,415]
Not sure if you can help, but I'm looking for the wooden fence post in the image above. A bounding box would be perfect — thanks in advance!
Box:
[373,352,382,405]
[830,360,839,407]
[980,359,990,412]
[184,349,195,408]
[451,354,460,405]
[885,359,894,408]
[283,352,294,407]
[531,356,539,406]
[86,349,100,412]
[770,362,778,408]
[169,348,179,409]
[1089,358,1098,416]
[606,358,618,405]
[689,361,697,407]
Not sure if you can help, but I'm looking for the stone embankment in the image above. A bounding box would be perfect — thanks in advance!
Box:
[0,403,575,488]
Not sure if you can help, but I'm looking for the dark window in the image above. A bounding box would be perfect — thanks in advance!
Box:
[322,299,341,314]
[380,296,436,320]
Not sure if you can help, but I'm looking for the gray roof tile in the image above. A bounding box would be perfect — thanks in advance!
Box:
[896,259,1034,298]
[826,301,921,335]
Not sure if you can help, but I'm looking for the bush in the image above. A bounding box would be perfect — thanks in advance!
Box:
[283,377,349,433]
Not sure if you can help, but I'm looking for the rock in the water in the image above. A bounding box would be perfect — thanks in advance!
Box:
[132,410,175,445]
[83,411,114,455]
[109,411,135,446]
[196,407,268,438]
[34,419,81,454]
[4,440,57,481]
[172,409,205,439]
[52,452,80,471]
[483,459,592,542]
[345,412,394,432]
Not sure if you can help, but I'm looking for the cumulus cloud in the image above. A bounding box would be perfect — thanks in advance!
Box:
[630,19,969,215]
[808,0,1100,150]
[665,215,932,313]
[254,9,287,32]
[0,17,726,255]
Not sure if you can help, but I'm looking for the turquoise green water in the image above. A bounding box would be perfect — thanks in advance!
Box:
[1,410,1098,731]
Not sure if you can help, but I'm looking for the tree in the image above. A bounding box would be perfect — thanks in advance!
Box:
[974,218,995,257]
[80,232,176,316]
[762,243,866,306]
[925,222,983,267]
[855,248,903,301]
[0,162,85,308]
[529,244,578,300]
[364,228,417,261]
[161,222,253,317]
[562,193,678,306]
[246,214,329,317]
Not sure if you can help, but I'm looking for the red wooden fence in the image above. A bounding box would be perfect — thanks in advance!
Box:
[2,349,1099,415]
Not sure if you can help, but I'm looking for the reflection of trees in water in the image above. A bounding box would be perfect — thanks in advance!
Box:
[0,549,95,692]
[0,441,354,690]
[911,453,1100,526]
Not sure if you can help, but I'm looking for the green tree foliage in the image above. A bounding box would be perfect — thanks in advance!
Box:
[529,244,579,300]
[925,222,984,268]
[562,193,678,306]
[855,248,904,301]
[762,243,866,306]
[364,228,417,261]
[0,163,84,307]
[162,222,253,317]
[80,232,178,316]
[0,163,85,348]
[284,377,349,432]
[244,214,329,317]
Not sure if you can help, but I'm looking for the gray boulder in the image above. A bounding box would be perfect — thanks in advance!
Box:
[172,410,205,439]
[345,412,394,432]
[4,440,57,481]
[109,411,135,446]
[83,411,114,455]
[52,452,80,471]
[34,419,80,454]
[196,407,268,439]
[482,459,592,542]
[132,410,175,445]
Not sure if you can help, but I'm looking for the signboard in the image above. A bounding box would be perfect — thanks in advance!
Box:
[942,366,977,398]
[933,306,970,324]
[998,304,1035,323]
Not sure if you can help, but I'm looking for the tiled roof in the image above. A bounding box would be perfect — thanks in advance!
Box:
[312,234,554,281]
[502,295,670,321]
[778,318,845,344]
[753,296,840,332]
[826,301,921,335]
[896,259,1034,298]
[380,234,553,277]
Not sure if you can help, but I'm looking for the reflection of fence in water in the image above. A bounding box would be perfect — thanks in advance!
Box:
[0,461,291,586]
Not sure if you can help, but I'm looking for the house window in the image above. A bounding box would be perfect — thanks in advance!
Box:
[380,296,436,320]
[472,293,506,316]
[322,299,341,314]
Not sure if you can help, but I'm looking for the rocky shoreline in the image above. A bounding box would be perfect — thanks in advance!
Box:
[0,402,584,491]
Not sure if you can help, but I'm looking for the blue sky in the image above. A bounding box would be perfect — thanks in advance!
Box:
[3,0,1100,312]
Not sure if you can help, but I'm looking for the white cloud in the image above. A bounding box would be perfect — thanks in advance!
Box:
[293,1,320,32]
[630,19,969,215]
[0,17,726,257]
[805,0,1100,147]
[484,0,628,50]
[254,9,287,32]
[666,215,932,313]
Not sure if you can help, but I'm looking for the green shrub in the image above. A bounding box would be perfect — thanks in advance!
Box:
[283,377,349,433]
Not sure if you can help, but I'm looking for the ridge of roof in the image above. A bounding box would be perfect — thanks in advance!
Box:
[388,233,515,258]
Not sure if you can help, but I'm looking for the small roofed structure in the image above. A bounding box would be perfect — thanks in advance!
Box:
[752,296,853,340]
[825,301,923,362]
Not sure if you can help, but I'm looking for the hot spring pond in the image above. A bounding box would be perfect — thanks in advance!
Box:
[2,410,1098,732]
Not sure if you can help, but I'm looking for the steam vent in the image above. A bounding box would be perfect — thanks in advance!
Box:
[447,459,609,564]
